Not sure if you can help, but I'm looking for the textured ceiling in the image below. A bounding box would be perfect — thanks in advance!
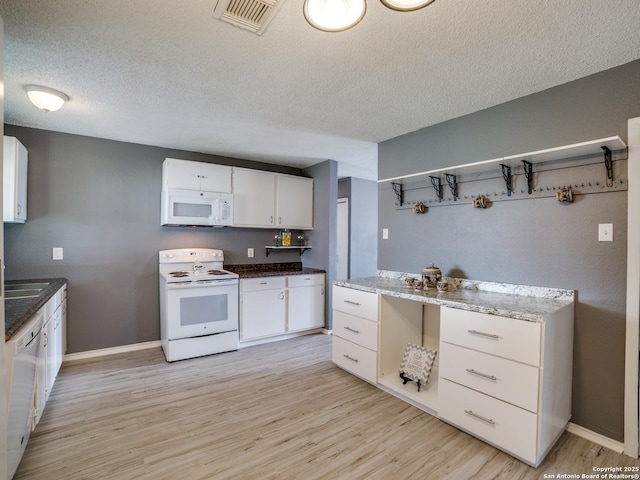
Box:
[0,0,639,181]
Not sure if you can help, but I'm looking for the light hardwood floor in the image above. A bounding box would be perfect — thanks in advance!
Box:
[14,334,640,479]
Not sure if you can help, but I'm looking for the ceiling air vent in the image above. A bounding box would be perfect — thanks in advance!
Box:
[213,0,286,35]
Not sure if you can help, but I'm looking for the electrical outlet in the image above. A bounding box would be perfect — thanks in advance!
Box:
[52,247,64,260]
[247,248,254,258]
[598,223,613,242]
[382,228,389,240]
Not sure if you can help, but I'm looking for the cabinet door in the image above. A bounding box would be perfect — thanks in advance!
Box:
[53,305,64,376]
[288,284,324,332]
[35,313,48,427]
[163,158,202,190]
[3,136,28,223]
[45,314,56,401]
[240,289,286,340]
[232,168,276,227]
[199,163,232,193]
[276,175,313,229]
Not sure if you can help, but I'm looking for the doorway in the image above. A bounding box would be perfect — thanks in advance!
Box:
[337,198,349,280]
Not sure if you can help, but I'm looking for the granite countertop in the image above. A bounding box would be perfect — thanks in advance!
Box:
[5,278,68,341]
[226,262,325,279]
[334,271,575,323]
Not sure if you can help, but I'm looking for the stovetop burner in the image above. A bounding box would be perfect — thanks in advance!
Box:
[207,270,227,275]
[169,271,190,277]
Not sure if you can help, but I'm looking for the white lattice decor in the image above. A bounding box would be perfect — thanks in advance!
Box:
[399,343,437,392]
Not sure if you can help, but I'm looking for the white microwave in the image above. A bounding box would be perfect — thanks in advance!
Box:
[161,189,233,227]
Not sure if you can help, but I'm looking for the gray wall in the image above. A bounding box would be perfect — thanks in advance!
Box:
[338,177,378,279]
[304,160,338,329]
[378,59,640,442]
[3,126,332,353]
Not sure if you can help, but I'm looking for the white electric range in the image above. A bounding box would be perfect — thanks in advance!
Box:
[159,248,239,362]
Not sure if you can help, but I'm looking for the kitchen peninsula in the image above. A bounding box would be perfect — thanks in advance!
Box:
[333,271,575,467]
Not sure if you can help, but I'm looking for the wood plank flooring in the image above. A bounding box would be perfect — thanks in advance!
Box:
[14,334,640,479]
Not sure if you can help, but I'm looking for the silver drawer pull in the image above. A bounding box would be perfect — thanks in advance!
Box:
[259,282,268,285]
[343,354,359,363]
[466,368,497,381]
[344,300,361,306]
[343,326,360,334]
[464,409,495,425]
[467,329,499,339]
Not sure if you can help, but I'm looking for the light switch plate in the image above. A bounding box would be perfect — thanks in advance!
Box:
[247,248,254,258]
[598,224,613,242]
[52,247,64,260]
[382,228,389,240]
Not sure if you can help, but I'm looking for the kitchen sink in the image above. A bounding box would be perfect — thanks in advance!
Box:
[4,282,51,299]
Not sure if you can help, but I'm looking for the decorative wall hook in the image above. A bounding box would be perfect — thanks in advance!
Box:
[473,195,488,209]
[500,164,512,196]
[430,176,443,203]
[445,174,458,201]
[556,185,573,203]
[413,201,427,214]
[522,160,533,194]
[391,182,404,206]
[601,146,613,187]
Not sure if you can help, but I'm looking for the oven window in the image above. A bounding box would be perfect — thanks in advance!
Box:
[180,294,228,326]
[173,202,212,219]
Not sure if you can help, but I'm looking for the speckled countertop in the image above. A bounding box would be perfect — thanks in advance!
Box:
[5,278,68,341]
[334,271,574,323]
[226,262,325,279]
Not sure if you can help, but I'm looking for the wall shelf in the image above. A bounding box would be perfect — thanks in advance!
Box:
[378,136,627,184]
[265,246,312,257]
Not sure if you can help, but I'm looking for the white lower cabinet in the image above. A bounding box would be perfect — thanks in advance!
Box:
[331,286,379,384]
[438,305,574,466]
[240,277,286,341]
[438,379,538,462]
[239,273,325,343]
[35,283,68,427]
[287,274,324,332]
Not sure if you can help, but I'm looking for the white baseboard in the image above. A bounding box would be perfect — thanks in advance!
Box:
[566,422,625,454]
[63,340,161,363]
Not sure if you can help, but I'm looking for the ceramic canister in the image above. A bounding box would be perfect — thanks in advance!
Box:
[422,263,442,290]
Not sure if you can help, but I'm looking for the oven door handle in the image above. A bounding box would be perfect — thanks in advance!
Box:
[167,279,238,288]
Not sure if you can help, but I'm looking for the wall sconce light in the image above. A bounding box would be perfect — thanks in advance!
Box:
[24,85,69,112]
[304,0,435,32]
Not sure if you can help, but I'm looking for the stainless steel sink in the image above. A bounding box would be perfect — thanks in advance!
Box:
[4,282,51,299]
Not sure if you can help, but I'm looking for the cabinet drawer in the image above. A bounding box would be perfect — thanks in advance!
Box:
[439,379,538,464]
[333,286,378,321]
[288,274,324,288]
[332,336,377,384]
[439,342,540,412]
[333,310,378,351]
[241,276,286,292]
[440,307,541,366]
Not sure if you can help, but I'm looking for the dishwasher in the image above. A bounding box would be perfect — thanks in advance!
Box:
[6,310,43,479]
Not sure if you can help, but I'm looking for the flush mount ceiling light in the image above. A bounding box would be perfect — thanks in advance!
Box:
[304,0,435,31]
[303,0,366,32]
[380,0,435,11]
[24,85,69,112]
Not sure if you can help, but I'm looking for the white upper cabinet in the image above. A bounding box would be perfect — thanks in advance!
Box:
[233,168,314,229]
[163,158,232,193]
[3,136,28,223]
[232,168,277,227]
[276,174,313,230]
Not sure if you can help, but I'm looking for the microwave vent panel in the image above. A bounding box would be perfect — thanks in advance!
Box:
[213,0,285,35]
